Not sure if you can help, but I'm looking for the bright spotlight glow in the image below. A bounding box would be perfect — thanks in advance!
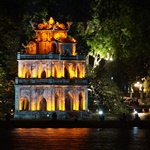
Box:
[134,111,138,114]
[99,110,103,115]
[134,81,142,90]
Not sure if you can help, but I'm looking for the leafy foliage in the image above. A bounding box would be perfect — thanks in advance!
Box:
[77,0,150,92]
[88,62,128,114]
[143,70,150,98]
[0,16,21,113]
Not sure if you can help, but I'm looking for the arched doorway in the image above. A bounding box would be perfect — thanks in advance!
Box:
[25,70,30,78]
[65,95,72,111]
[79,92,83,110]
[22,97,29,110]
[40,98,47,111]
[41,70,46,78]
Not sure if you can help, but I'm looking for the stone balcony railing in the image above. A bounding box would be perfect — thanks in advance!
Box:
[15,77,88,85]
[17,52,86,60]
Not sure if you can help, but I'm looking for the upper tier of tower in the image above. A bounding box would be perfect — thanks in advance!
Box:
[22,17,76,55]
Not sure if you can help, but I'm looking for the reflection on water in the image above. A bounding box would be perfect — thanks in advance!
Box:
[0,128,150,150]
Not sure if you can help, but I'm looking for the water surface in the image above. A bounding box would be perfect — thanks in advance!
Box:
[0,128,150,150]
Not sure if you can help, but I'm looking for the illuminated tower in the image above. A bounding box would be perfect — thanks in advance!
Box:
[14,17,89,119]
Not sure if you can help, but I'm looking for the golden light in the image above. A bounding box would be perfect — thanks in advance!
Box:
[19,100,22,110]
[72,38,76,42]
[47,69,51,78]
[48,17,55,25]
[82,96,86,110]
[51,100,55,111]
[32,70,37,78]
[53,31,67,40]
[47,101,51,111]
[31,102,36,111]
[69,66,74,78]
[37,102,40,110]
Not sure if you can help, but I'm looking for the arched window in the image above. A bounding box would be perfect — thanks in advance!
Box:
[22,97,29,110]
[55,93,59,110]
[40,98,47,111]
[52,43,57,54]
[41,70,46,78]
[54,67,57,78]
[79,92,83,110]
[64,67,70,79]
[25,70,30,78]
[77,67,80,78]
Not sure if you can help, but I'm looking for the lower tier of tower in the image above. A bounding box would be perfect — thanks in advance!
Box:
[14,84,89,119]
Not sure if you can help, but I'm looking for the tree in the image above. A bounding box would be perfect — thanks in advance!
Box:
[0,66,15,114]
[143,70,150,98]
[77,0,150,92]
[88,62,128,114]
[0,16,21,114]
[77,0,133,69]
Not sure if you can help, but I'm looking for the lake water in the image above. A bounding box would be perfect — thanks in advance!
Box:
[0,127,150,150]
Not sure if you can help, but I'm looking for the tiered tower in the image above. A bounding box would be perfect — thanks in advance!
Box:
[14,17,89,119]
